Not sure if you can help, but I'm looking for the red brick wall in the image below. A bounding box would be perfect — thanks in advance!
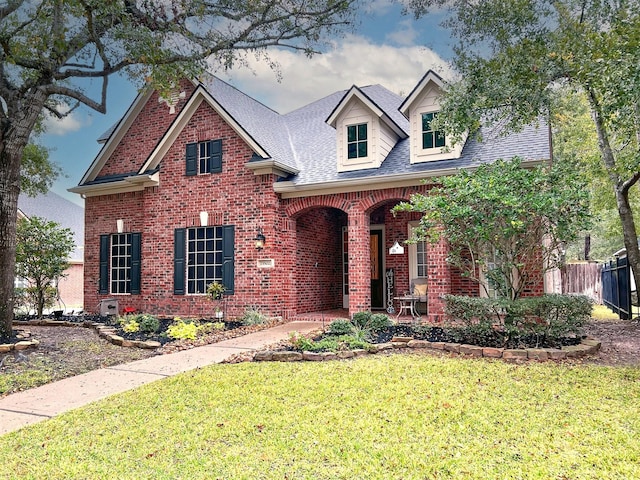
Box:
[85,98,297,319]
[99,79,196,177]
[295,208,345,312]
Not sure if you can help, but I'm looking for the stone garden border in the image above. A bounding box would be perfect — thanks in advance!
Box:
[8,319,160,350]
[253,335,602,363]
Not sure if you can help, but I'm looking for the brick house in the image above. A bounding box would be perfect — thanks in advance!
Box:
[70,70,550,321]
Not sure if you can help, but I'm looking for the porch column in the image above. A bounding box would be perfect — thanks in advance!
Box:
[427,234,451,321]
[347,209,371,316]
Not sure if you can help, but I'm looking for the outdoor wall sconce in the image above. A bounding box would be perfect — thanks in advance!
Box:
[200,211,209,227]
[116,219,124,234]
[254,228,266,250]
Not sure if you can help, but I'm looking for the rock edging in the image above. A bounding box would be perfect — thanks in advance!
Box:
[13,319,161,350]
[252,336,602,363]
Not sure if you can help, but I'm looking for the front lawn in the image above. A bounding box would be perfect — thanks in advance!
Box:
[0,355,638,479]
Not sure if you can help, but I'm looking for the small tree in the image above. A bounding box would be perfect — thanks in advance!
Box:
[15,217,75,318]
[393,158,591,300]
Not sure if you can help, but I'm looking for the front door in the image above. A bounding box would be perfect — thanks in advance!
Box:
[370,228,384,309]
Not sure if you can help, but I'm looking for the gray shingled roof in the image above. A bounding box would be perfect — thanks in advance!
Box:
[18,191,84,262]
[92,75,550,189]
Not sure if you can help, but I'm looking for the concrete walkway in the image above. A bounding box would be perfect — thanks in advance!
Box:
[0,321,320,436]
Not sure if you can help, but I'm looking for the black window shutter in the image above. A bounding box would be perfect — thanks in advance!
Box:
[174,228,186,295]
[222,225,235,294]
[99,234,109,294]
[186,142,198,176]
[130,233,142,295]
[210,139,222,173]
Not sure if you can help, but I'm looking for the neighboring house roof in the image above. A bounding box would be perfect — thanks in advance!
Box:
[72,70,551,198]
[18,191,84,262]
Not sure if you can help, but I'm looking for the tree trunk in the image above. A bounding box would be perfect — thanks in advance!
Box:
[587,89,640,295]
[0,89,48,340]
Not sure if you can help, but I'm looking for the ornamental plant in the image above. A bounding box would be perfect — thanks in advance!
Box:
[206,281,226,301]
[393,158,591,300]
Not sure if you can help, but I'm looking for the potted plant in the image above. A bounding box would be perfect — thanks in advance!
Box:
[206,281,226,300]
[207,281,226,320]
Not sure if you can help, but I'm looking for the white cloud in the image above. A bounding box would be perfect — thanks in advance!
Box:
[217,35,453,113]
[386,19,420,46]
[42,109,89,136]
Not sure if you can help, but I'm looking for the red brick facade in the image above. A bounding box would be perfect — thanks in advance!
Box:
[81,81,545,322]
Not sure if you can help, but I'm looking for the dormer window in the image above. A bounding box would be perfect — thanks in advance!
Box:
[347,123,368,159]
[421,113,446,150]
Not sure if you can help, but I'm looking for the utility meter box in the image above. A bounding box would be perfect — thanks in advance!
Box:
[99,298,119,317]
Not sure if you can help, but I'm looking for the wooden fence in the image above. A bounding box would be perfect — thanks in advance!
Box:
[561,262,602,304]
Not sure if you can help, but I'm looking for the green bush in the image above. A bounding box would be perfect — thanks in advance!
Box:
[240,306,268,326]
[167,318,199,340]
[352,311,372,329]
[443,294,593,348]
[137,314,160,334]
[369,313,392,332]
[327,319,354,335]
[352,311,392,332]
[122,320,140,333]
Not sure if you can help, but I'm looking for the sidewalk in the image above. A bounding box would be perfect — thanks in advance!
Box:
[0,321,320,436]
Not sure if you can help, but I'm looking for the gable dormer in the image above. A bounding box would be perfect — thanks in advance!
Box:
[327,86,406,173]
[399,70,466,164]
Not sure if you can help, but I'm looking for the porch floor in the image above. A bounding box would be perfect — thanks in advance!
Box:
[290,309,420,324]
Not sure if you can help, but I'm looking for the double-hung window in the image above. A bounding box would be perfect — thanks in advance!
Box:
[99,233,141,295]
[186,139,222,175]
[347,123,368,159]
[174,225,235,295]
[421,113,446,150]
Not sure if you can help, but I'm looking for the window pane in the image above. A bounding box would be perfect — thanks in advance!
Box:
[186,226,225,294]
[435,132,446,148]
[348,143,357,159]
[357,124,367,140]
[358,141,367,158]
[347,125,356,142]
[423,132,433,149]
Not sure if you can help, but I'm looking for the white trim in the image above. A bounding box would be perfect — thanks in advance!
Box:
[327,86,407,138]
[78,88,155,185]
[68,172,159,197]
[399,70,446,118]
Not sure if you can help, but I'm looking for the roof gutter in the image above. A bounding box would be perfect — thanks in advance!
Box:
[68,172,159,198]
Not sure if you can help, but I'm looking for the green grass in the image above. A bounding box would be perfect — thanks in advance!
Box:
[0,355,638,479]
[591,304,620,321]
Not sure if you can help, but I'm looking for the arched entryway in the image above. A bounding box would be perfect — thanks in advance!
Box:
[293,206,347,314]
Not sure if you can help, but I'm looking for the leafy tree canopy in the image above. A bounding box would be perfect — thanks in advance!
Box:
[0,0,359,338]
[405,0,640,293]
[15,216,75,318]
[393,158,591,300]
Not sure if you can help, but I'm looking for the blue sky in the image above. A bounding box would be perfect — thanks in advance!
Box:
[43,1,454,206]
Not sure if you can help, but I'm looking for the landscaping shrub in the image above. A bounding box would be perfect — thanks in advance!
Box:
[240,306,268,325]
[122,319,140,333]
[166,318,199,340]
[327,319,354,335]
[137,314,160,334]
[352,311,371,329]
[369,313,393,331]
[352,311,392,332]
[443,294,593,348]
